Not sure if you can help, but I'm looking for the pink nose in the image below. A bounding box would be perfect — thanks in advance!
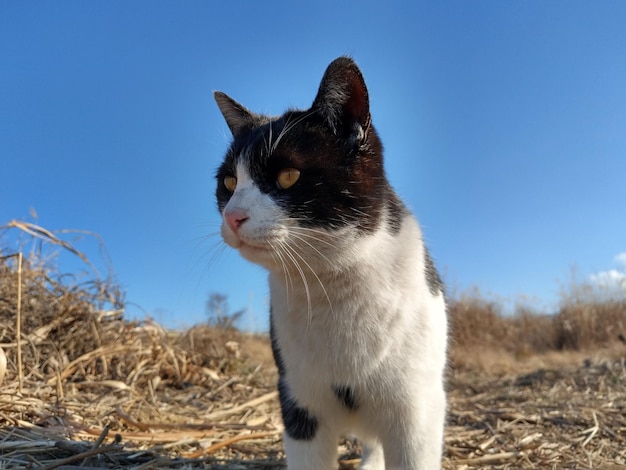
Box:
[225,211,249,233]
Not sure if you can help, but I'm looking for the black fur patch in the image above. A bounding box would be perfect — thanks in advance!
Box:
[269,309,285,376]
[385,192,408,234]
[424,247,444,296]
[270,311,318,440]
[333,385,358,411]
[278,378,318,440]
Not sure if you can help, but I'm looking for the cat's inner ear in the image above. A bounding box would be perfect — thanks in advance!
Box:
[214,91,257,138]
[312,57,371,142]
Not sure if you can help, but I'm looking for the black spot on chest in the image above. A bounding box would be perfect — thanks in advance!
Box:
[333,385,358,411]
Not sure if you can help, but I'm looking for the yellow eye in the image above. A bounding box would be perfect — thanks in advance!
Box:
[224,175,237,192]
[277,168,301,189]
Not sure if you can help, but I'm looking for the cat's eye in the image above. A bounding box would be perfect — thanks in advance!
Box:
[223,175,237,192]
[277,168,301,190]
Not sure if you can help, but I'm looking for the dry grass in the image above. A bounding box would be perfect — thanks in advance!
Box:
[449,288,626,369]
[0,220,625,468]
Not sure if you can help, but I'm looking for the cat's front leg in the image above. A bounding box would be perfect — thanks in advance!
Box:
[380,381,446,470]
[359,441,385,470]
[278,378,339,469]
[283,432,339,470]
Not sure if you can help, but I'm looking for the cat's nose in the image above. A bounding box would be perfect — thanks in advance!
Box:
[225,211,249,233]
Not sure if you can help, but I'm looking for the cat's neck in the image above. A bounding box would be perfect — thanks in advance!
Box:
[268,213,423,299]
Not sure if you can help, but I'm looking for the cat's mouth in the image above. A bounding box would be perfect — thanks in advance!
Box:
[220,220,287,266]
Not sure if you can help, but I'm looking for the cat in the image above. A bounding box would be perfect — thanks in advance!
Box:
[214,57,447,470]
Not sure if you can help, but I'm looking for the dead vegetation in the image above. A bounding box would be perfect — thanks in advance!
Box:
[1,220,625,468]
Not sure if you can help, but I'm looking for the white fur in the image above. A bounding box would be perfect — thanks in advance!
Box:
[221,165,447,470]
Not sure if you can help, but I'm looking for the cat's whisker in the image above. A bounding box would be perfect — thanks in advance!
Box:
[349,207,372,218]
[290,227,342,247]
[190,228,222,246]
[270,110,315,153]
[277,218,345,241]
[287,232,334,265]
[276,240,313,328]
[282,240,334,316]
[269,113,291,155]
[270,242,294,309]
[205,240,228,266]
[267,118,273,157]
[195,237,228,275]
[187,237,230,298]
[189,229,225,268]
[202,243,229,278]
[262,129,270,159]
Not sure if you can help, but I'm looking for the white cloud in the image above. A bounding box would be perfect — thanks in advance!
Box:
[589,269,626,288]
[588,252,626,293]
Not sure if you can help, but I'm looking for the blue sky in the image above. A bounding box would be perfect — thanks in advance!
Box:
[2,2,625,329]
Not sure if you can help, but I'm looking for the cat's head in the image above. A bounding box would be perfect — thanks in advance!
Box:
[214,57,404,271]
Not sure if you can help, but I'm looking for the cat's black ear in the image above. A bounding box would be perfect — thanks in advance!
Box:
[214,91,257,137]
[312,57,371,142]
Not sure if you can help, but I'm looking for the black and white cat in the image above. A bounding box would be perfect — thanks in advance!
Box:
[214,57,447,470]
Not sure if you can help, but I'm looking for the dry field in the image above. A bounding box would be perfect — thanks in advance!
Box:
[1,221,625,469]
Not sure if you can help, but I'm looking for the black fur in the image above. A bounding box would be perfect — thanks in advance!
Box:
[278,378,319,441]
[385,192,409,234]
[333,385,358,411]
[424,247,444,296]
[269,309,285,376]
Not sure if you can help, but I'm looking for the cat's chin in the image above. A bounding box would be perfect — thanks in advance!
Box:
[222,228,279,267]
[237,242,273,266]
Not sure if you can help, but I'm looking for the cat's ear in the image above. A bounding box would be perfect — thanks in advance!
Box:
[214,91,257,137]
[312,57,371,142]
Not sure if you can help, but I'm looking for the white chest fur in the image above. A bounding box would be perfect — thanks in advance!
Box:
[270,214,447,396]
